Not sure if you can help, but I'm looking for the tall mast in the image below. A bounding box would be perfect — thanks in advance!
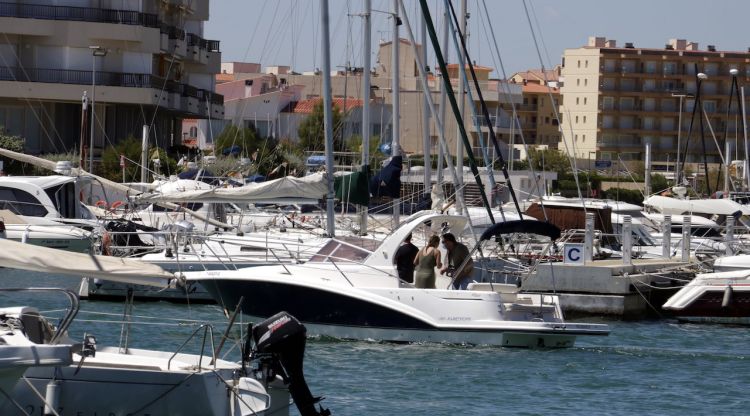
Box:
[360,0,372,235]
[391,0,400,224]
[421,10,431,197]
[320,0,336,237]
[436,6,450,186]
[454,0,467,213]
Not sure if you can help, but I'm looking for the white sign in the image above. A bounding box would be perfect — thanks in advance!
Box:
[563,243,585,265]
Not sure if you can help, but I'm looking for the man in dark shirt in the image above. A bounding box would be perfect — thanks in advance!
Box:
[440,233,474,290]
[393,233,419,284]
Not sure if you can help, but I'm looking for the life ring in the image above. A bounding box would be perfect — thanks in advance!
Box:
[110,200,124,211]
[95,200,107,208]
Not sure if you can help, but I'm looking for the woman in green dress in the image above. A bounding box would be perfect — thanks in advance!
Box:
[413,235,442,289]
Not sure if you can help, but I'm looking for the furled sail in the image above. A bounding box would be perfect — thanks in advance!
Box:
[0,238,173,288]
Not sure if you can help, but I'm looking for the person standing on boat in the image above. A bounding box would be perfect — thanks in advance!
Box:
[393,233,419,283]
[440,233,474,290]
[413,235,442,289]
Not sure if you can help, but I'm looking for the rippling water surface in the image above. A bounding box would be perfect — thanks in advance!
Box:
[1,270,748,415]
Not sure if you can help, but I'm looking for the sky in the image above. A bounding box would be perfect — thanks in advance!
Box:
[205,0,750,78]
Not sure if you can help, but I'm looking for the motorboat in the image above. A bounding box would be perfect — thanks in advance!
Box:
[0,290,72,409]
[662,270,750,324]
[0,242,330,416]
[189,212,610,348]
[0,289,329,416]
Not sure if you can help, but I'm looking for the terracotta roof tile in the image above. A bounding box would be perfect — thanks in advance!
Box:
[522,83,559,94]
[292,97,364,114]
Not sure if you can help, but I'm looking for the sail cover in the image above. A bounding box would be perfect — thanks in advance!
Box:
[0,238,172,287]
[644,196,750,216]
[132,173,329,204]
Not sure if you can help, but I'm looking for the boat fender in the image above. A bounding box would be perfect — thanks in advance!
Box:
[101,232,112,256]
[722,285,733,308]
[43,380,60,416]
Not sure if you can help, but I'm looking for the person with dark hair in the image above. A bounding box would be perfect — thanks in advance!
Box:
[440,233,474,290]
[393,232,419,284]
[413,235,442,289]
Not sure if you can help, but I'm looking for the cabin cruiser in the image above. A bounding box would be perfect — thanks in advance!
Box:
[189,212,610,348]
[662,270,750,325]
[0,245,329,415]
[0,176,98,252]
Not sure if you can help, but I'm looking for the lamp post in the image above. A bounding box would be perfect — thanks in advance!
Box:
[671,91,694,185]
[89,46,107,173]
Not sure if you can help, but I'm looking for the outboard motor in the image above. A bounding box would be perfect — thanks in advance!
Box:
[246,312,330,416]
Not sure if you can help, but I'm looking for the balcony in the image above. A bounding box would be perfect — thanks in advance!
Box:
[0,2,158,27]
[0,66,223,116]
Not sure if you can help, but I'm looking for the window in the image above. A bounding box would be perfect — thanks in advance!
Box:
[703,100,717,113]
[663,62,677,75]
[583,116,587,123]
[0,187,48,217]
[584,79,588,86]
[576,97,580,105]
[602,96,615,110]
[575,134,578,142]
[585,60,589,68]
[575,115,579,123]
[645,61,657,74]
[582,134,586,142]
[576,78,580,86]
[584,97,588,105]
[577,60,581,68]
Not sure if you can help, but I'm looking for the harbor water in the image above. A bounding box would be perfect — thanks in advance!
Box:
[1,269,748,415]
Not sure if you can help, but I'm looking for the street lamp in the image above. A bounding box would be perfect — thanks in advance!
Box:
[89,46,107,173]
[671,91,695,185]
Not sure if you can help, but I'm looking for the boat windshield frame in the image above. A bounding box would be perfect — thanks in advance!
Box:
[308,236,379,263]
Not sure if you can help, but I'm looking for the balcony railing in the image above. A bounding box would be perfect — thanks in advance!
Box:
[187,33,221,52]
[0,2,158,27]
[0,66,223,107]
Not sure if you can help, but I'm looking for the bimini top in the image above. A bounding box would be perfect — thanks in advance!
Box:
[480,220,561,242]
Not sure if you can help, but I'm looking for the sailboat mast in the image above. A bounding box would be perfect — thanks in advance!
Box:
[320,0,336,237]
[454,0,466,213]
[436,7,450,186]
[421,11,431,196]
[391,0,400,225]
[360,0,372,235]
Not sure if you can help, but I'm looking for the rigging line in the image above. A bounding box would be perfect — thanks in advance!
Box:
[418,0,495,224]
[527,0,554,69]
[702,106,735,193]
[256,1,283,63]
[446,0,521,221]
[522,0,585,208]
[678,66,701,186]
[478,0,548,220]
[0,32,66,153]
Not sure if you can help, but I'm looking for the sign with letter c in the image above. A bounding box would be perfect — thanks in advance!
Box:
[563,243,585,265]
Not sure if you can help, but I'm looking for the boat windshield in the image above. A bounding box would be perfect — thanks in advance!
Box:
[309,236,378,263]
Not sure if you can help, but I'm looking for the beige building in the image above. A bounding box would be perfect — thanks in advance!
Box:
[214,39,521,162]
[560,36,750,172]
[0,0,222,158]
[507,68,562,150]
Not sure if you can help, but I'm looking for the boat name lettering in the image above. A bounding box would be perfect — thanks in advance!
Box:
[439,316,471,321]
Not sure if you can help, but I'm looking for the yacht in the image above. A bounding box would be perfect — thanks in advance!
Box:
[189,212,610,348]
[662,270,750,324]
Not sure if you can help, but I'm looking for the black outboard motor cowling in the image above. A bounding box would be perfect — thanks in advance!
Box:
[251,312,330,416]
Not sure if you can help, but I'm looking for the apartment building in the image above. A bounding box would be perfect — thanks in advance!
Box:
[560,36,750,171]
[0,0,222,158]
[507,67,562,150]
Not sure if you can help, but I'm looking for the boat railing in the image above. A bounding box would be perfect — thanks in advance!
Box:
[0,288,79,344]
[167,324,216,371]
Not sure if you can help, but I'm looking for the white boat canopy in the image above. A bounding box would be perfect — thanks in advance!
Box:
[132,173,330,204]
[643,196,750,216]
[0,238,173,288]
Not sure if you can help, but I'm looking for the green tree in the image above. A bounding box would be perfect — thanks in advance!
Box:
[213,125,262,157]
[297,102,345,151]
[100,137,177,182]
[0,130,25,174]
[346,134,382,166]
[524,148,572,176]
